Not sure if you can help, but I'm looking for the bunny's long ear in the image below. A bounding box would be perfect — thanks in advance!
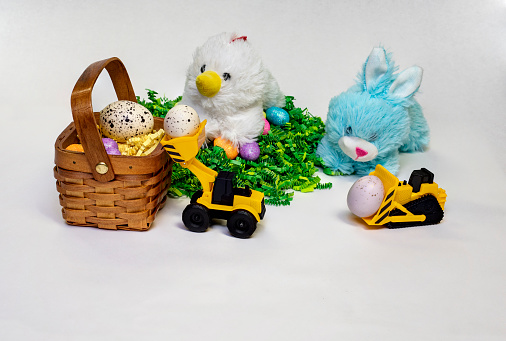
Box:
[365,47,388,91]
[388,66,423,99]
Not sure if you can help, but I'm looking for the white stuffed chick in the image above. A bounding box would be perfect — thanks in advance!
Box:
[179,32,285,149]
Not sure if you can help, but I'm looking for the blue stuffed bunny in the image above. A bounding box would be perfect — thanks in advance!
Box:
[317,47,430,176]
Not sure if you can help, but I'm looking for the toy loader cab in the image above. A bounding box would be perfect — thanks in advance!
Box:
[160,121,266,238]
[362,165,447,228]
[212,171,237,206]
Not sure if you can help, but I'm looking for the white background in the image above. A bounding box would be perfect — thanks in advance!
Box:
[1,0,505,340]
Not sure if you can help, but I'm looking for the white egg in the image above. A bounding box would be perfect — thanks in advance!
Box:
[164,105,200,138]
[100,100,154,142]
[347,175,385,217]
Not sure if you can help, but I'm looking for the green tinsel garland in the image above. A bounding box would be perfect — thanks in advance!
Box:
[137,90,337,206]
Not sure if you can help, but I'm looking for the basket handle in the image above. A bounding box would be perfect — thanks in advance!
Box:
[71,57,137,182]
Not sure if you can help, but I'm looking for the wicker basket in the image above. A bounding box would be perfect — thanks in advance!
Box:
[54,57,172,231]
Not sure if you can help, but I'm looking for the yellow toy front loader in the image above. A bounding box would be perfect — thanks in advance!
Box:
[160,121,266,238]
[362,165,447,228]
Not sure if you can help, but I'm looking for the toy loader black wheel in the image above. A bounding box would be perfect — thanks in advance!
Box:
[227,210,257,239]
[182,203,210,233]
[386,195,444,229]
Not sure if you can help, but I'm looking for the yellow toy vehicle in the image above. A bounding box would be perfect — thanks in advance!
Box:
[353,164,447,228]
[160,121,266,238]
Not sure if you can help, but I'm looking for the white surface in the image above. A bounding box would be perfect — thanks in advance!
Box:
[1,0,505,340]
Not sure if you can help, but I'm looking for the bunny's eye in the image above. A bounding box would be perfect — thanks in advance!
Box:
[200,65,206,73]
[369,133,378,141]
[345,126,353,136]
[223,73,231,81]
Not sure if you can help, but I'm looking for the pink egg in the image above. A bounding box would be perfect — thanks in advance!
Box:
[240,142,260,161]
[262,118,270,135]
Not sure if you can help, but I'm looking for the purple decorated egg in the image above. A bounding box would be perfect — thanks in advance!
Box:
[240,142,260,161]
[103,138,121,155]
[106,147,122,155]
[102,138,118,149]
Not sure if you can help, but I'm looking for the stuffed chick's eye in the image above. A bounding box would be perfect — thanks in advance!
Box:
[345,126,353,136]
[200,64,206,73]
[369,133,378,141]
[223,73,231,81]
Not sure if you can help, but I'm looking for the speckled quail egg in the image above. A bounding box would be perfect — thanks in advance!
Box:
[347,175,385,217]
[164,105,201,138]
[100,100,154,142]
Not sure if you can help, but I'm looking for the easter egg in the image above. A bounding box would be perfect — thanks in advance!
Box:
[164,105,201,138]
[262,118,270,135]
[66,144,84,152]
[240,142,260,161]
[100,100,154,143]
[266,107,289,126]
[107,148,121,156]
[214,137,239,159]
[102,138,121,155]
[347,175,385,217]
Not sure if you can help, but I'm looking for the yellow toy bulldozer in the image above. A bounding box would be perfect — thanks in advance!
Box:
[361,165,447,228]
[160,121,266,238]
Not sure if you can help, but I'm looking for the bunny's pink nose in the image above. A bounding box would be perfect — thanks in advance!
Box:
[356,147,368,159]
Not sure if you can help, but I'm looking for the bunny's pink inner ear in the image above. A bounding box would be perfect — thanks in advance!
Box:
[230,36,247,43]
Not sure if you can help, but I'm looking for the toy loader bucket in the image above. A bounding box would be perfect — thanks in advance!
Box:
[370,164,399,193]
[160,121,206,163]
[362,165,444,227]
[160,121,217,193]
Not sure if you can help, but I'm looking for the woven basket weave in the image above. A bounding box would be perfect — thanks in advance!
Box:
[54,57,172,231]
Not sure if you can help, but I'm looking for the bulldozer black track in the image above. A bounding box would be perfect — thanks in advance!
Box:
[386,195,444,229]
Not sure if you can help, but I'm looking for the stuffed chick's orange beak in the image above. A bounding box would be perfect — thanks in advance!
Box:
[196,70,221,97]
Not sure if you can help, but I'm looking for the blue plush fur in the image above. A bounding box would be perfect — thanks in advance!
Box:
[317,47,429,175]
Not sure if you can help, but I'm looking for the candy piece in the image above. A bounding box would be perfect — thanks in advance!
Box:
[240,142,260,161]
[66,144,84,152]
[214,137,239,159]
[266,107,289,126]
[262,118,270,135]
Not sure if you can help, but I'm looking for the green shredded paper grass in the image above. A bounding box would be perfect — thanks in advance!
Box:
[138,89,335,206]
